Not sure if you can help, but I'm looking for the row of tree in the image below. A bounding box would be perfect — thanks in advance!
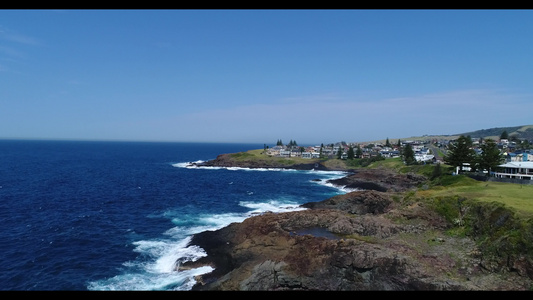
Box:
[443,135,505,175]
[276,139,298,147]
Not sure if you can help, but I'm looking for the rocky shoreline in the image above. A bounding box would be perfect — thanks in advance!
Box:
[178,154,533,290]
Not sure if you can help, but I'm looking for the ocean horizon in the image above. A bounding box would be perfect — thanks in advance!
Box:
[0,139,349,290]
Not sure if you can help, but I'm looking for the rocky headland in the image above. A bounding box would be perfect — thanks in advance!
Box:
[179,154,533,290]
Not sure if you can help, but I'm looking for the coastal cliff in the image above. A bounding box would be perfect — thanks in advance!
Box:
[193,152,335,171]
[180,154,533,290]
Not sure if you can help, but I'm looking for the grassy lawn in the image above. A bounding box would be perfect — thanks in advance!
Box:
[229,149,320,165]
[417,175,533,217]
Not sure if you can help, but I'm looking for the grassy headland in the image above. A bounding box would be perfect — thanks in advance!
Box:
[225,148,533,218]
[210,146,533,283]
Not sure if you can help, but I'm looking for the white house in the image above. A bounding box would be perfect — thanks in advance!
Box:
[494,161,533,180]
[301,152,312,159]
[279,150,291,158]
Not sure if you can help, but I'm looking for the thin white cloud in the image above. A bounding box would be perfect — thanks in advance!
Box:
[161,88,533,143]
[0,27,41,46]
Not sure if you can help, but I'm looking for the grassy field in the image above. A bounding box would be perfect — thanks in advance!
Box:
[416,176,533,218]
[372,157,533,218]
[229,149,321,165]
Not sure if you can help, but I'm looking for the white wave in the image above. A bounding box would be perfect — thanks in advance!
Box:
[104,162,352,291]
[227,166,292,172]
[172,162,347,175]
[196,212,249,229]
[172,160,223,170]
[166,212,250,239]
[239,200,307,215]
[87,236,213,291]
[86,265,214,291]
[312,178,360,194]
[130,237,207,273]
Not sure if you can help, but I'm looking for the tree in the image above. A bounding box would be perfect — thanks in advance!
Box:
[519,139,531,150]
[500,130,509,140]
[402,143,416,165]
[431,163,442,180]
[347,146,355,160]
[477,138,505,176]
[385,137,391,147]
[444,135,475,172]
[355,145,362,158]
[336,146,343,159]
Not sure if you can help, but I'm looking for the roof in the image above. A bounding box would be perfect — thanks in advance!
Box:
[498,161,533,168]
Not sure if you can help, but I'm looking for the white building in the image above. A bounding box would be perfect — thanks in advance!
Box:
[494,161,533,180]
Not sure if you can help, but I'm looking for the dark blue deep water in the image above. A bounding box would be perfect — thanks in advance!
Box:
[0,140,348,291]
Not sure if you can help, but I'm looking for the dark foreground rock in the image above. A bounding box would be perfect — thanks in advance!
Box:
[179,168,533,290]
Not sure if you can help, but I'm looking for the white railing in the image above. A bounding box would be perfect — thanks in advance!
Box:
[493,172,533,180]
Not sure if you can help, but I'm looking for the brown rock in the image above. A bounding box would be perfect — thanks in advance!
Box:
[179,168,533,290]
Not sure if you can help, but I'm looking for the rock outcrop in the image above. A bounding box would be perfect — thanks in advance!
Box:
[194,153,333,171]
[179,166,533,290]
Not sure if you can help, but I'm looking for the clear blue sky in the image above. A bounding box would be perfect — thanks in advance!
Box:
[2,9,533,145]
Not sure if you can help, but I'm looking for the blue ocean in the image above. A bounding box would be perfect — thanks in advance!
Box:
[0,140,349,291]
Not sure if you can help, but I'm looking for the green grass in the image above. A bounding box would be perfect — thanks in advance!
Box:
[417,175,533,217]
[230,149,320,165]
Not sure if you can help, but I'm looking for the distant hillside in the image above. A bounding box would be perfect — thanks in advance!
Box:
[458,125,533,141]
[364,124,533,144]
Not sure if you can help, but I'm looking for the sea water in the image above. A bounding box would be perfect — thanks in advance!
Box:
[0,140,348,291]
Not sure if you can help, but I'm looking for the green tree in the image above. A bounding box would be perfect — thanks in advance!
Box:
[431,163,442,180]
[355,145,362,158]
[477,138,505,176]
[500,130,509,140]
[519,139,531,150]
[402,143,416,165]
[385,137,391,147]
[444,135,475,172]
[347,146,355,160]
[336,146,343,159]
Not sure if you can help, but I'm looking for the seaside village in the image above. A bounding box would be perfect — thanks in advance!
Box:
[265,137,533,182]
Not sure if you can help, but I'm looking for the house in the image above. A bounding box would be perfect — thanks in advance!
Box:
[301,152,312,159]
[494,161,533,180]
[279,150,291,158]
[266,145,284,156]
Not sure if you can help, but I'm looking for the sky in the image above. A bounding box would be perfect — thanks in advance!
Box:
[1,9,533,145]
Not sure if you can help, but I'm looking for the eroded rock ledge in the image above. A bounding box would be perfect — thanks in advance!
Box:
[179,168,533,290]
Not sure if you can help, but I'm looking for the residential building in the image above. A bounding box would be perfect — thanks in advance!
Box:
[494,161,533,180]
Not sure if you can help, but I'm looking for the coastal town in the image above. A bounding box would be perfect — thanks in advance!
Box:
[265,135,533,182]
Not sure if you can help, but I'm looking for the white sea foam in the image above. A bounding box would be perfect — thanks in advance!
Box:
[86,264,214,291]
[172,161,344,174]
[152,160,352,291]
[118,200,305,291]
[313,178,361,193]
[87,235,213,291]
[172,160,223,170]
[129,237,206,273]
[239,200,306,214]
